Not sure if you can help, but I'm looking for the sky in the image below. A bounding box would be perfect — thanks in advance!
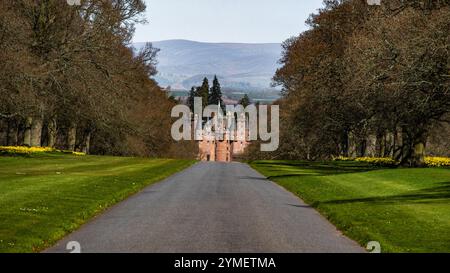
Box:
[133,0,324,44]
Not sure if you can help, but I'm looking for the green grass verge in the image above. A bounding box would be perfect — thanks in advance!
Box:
[0,154,195,253]
[250,160,450,253]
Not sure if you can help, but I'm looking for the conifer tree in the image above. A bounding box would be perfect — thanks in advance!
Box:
[187,87,196,112]
[208,75,224,107]
[198,77,210,107]
[239,94,251,108]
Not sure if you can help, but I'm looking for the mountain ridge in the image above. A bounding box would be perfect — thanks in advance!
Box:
[133,39,282,92]
[146,39,281,46]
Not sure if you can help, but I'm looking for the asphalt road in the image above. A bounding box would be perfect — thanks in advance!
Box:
[46,162,364,253]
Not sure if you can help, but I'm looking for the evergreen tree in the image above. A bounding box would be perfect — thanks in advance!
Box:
[239,94,251,108]
[209,75,224,107]
[187,87,196,112]
[198,77,210,107]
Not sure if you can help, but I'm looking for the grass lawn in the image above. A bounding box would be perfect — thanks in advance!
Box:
[250,160,450,253]
[0,154,195,253]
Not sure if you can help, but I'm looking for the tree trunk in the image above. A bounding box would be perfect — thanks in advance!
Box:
[81,130,91,154]
[47,118,57,148]
[23,117,33,147]
[6,120,18,146]
[341,130,349,157]
[0,119,6,146]
[357,139,367,157]
[7,126,19,146]
[67,123,77,151]
[375,130,385,157]
[30,117,43,147]
[400,130,411,165]
[393,127,402,161]
[411,133,427,167]
[400,128,427,167]
[383,134,390,157]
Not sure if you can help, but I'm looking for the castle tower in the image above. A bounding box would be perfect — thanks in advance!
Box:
[233,112,249,155]
[197,104,250,162]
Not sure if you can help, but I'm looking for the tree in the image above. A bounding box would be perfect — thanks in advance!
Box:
[198,77,210,107]
[255,0,450,166]
[187,87,197,112]
[208,75,224,106]
[273,0,369,159]
[344,4,450,166]
[0,0,191,158]
[239,94,251,108]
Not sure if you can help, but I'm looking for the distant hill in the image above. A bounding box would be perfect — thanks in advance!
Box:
[133,40,282,92]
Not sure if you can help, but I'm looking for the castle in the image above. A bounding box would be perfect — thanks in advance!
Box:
[196,107,250,162]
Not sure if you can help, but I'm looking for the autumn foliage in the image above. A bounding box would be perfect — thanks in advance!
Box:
[0,0,192,157]
[248,0,449,166]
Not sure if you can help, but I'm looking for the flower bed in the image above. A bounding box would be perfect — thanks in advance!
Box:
[334,156,397,167]
[355,157,398,167]
[0,146,86,156]
[425,157,450,167]
[335,156,450,168]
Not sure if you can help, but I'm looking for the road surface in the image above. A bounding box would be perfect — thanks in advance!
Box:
[46,162,364,253]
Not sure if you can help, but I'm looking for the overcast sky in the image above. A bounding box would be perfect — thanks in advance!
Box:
[133,0,324,43]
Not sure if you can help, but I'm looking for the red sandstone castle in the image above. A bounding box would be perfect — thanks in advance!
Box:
[196,109,250,162]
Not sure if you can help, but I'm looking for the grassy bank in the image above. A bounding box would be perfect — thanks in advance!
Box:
[0,154,195,253]
[250,160,450,253]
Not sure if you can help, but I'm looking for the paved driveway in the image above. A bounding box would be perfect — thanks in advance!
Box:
[46,162,364,253]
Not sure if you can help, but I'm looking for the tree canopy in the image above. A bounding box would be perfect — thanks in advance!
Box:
[248,0,450,166]
[0,0,191,158]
